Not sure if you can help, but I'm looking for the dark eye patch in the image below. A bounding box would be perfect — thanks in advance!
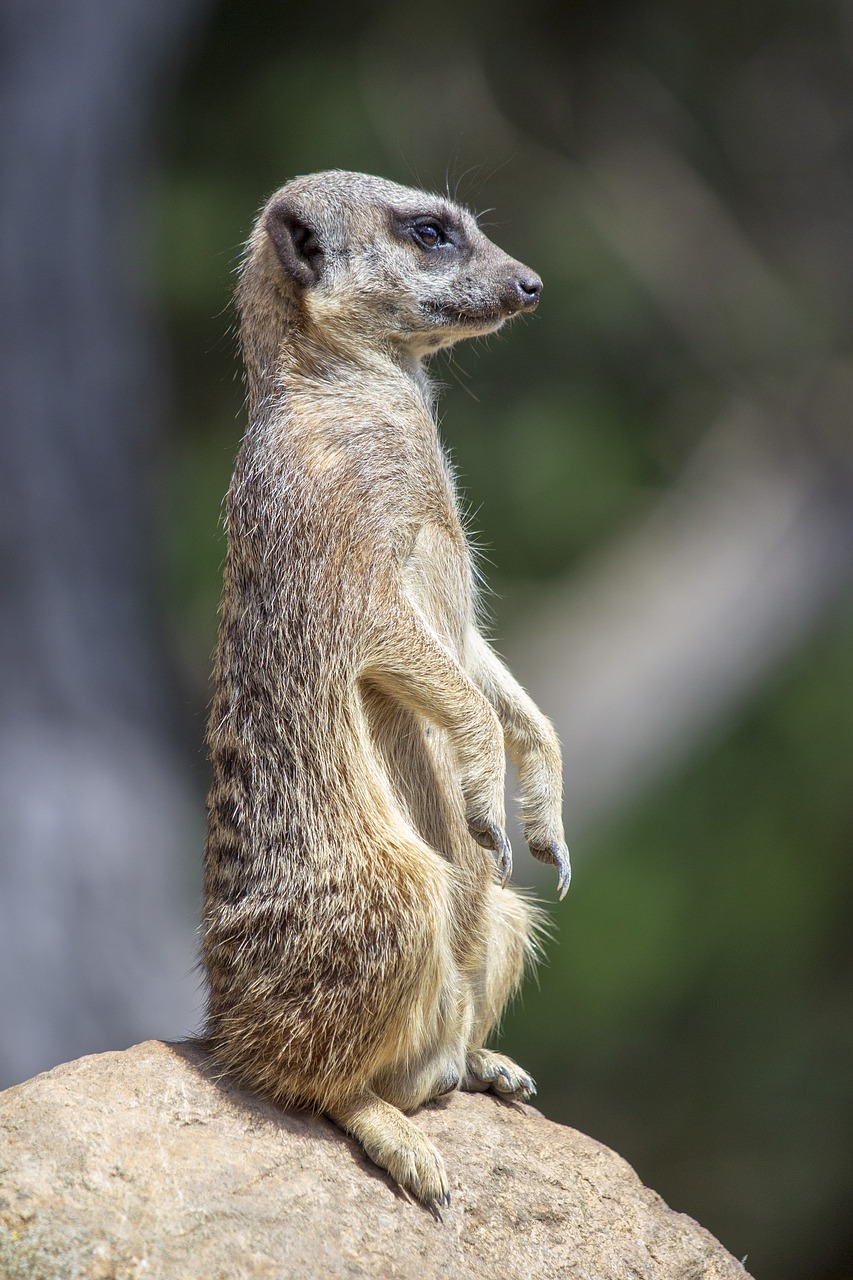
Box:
[389,207,469,258]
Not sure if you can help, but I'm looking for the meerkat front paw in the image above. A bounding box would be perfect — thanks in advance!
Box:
[527,836,571,900]
[462,1048,536,1103]
[467,818,513,886]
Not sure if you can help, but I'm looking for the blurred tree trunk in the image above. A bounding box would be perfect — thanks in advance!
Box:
[0,0,211,1086]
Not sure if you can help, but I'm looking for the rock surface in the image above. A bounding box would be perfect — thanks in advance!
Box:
[0,1040,751,1280]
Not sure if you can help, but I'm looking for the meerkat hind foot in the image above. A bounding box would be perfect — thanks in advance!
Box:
[329,1092,450,1208]
[462,1048,536,1103]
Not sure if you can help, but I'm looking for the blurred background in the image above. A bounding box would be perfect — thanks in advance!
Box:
[2,0,852,1274]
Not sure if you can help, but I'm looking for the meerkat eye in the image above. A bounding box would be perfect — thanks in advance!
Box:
[411,221,448,250]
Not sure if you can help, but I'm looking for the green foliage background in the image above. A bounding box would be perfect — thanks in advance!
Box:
[153,2,853,1275]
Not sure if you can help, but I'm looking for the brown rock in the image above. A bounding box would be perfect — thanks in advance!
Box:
[0,1040,750,1279]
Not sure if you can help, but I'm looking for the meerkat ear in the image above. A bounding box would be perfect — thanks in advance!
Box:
[265,198,324,289]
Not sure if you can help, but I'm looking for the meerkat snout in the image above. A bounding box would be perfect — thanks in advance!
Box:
[512,270,543,309]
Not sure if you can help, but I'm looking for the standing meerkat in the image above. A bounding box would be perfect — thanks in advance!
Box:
[203,170,570,1207]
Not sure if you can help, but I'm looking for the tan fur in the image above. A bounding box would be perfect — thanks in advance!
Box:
[202,171,570,1206]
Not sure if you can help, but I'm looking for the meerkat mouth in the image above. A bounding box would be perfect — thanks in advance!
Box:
[425,289,538,329]
[424,303,511,331]
[452,311,508,331]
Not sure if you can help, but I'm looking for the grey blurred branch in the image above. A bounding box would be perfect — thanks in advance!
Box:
[508,82,853,844]
[0,0,211,1086]
[509,404,853,837]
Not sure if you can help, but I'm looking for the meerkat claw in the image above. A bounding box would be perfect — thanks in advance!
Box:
[468,820,513,886]
[555,844,572,900]
[494,1065,536,1102]
[529,838,571,899]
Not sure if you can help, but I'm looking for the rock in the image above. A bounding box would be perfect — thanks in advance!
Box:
[0,1040,750,1280]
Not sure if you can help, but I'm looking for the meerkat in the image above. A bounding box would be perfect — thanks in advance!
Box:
[202,170,570,1208]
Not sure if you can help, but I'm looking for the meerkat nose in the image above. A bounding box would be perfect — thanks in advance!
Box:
[513,271,543,309]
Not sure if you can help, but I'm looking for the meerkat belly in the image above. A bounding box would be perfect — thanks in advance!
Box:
[401,523,471,655]
[359,682,466,859]
[355,523,476,861]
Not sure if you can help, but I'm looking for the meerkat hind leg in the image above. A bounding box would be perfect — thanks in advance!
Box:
[461,884,538,1103]
[374,1052,462,1113]
[328,1091,450,1207]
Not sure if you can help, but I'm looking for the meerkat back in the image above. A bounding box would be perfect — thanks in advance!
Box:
[202,170,569,1206]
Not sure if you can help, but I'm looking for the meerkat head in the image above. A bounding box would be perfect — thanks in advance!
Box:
[242,170,542,366]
